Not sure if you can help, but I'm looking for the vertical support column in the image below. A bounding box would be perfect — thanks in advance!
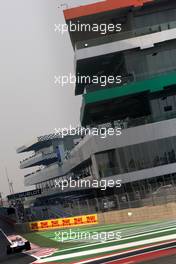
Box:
[94,198,100,212]
[77,200,81,216]
[86,199,90,214]
[126,10,135,32]
[115,149,123,174]
[114,194,120,210]
[91,154,100,180]
[68,202,73,216]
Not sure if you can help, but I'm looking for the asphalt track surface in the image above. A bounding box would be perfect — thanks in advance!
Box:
[0,218,13,260]
[0,253,36,264]
[0,254,176,264]
[84,241,176,264]
[139,254,176,264]
[0,219,175,264]
[0,229,11,259]
[0,218,36,264]
[0,253,175,264]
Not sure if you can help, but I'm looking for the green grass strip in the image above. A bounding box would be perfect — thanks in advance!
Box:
[48,228,176,257]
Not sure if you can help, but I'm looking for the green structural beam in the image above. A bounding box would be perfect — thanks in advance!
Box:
[84,72,176,104]
[81,71,176,124]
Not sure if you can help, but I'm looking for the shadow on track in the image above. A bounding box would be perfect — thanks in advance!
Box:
[0,253,36,264]
[0,219,36,264]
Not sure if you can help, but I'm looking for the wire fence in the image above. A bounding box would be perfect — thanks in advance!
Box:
[25,187,176,222]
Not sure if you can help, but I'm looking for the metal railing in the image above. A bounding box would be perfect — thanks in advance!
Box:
[94,110,176,132]
[21,152,57,164]
[122,110,176,129]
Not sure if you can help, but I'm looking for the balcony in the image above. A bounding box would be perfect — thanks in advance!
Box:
[34,118,176,189]
[75,26,176,62]
[76,21,176,50]
[24,163,63,186]
[20,152,58,169]
[24,118,176,189]
[61,118,176,176]
[81,71,176,126]
[23,153,80,186]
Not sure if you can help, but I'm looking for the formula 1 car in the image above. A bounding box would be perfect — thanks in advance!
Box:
[6,236,31,254]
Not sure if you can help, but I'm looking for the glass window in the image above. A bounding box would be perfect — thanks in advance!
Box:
[118,148,128,174]
[96,149,117,177]
[96,136,176,177]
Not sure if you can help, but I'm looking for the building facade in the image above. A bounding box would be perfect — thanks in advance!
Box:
[63,0,176,197]
[16,0,176,219]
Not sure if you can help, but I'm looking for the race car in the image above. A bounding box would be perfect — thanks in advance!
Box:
[6,236,31,254]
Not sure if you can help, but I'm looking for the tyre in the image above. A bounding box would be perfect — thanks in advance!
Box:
[7,245,12,255]
[25,241,31,250]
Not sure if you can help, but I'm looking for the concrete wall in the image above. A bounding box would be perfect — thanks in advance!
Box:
[16,202,176,233]
[15,223,31,234]
[98,202,176,225]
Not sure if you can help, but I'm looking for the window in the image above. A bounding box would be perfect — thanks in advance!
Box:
[96,136,176,177]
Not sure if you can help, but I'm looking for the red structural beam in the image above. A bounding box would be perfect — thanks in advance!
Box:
[64,0,154,20]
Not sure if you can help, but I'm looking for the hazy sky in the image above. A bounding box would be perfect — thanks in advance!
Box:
[0,0,85,197]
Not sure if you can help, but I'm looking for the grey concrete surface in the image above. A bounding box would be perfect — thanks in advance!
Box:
[139,254,176,264]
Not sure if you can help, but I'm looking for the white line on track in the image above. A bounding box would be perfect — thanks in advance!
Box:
[65,244,176,264]
[35,234,176,263]
[50,225,176,253]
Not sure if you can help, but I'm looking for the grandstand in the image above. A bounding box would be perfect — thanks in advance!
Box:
[11,0,176,224]
[4,1,176,263]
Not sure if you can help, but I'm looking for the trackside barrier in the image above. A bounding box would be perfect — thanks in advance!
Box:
[98,202,176,225]
[15,202,176,233]
[0,215,16,226]
[29,214,98,232]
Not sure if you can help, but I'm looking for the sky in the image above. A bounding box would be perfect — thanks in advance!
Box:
[0,0,86,197]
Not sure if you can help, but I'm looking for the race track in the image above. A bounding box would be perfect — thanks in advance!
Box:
[0,218,36,264]
[139,254,176,264]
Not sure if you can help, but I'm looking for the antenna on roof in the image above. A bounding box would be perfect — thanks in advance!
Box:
[5,167,14,195]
